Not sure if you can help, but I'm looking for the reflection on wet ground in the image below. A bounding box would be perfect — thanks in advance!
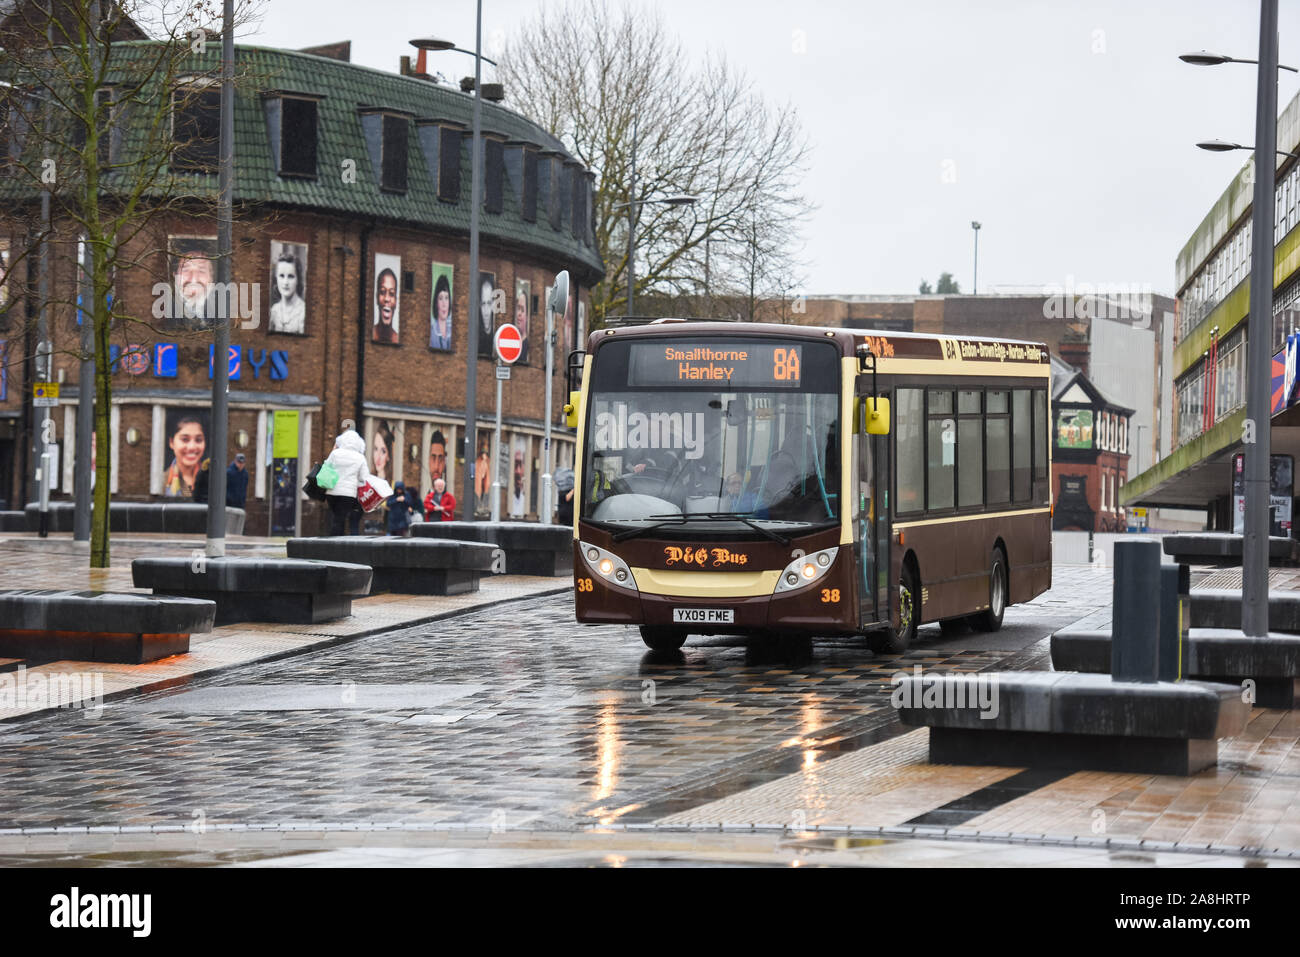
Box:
[0,590,1071,834]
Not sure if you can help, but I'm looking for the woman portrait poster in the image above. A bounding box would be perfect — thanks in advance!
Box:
[370,419,395,484]
[372,252,401,344]
[162,408,211,498]
[514,278,530,365]
[268,241,308,335]
[477,271,496,359]
[429,263,454,351]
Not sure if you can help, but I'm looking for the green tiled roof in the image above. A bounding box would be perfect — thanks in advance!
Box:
[4,41,605,281]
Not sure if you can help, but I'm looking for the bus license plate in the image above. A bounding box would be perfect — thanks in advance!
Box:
[673,608,734,624]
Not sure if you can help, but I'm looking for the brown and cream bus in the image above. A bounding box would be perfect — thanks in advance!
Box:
[567,321,1052,652]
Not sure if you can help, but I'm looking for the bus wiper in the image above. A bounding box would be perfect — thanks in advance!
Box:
[611,513,796,546]
[610,515,687,542]
[685,512,792,546]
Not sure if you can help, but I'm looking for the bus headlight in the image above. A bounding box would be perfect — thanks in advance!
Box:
[774,547,838,594]
[579,541,638,592]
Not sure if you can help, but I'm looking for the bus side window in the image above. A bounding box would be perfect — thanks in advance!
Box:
[895,388,924,514]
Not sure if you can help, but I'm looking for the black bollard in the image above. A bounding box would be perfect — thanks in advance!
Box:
[1111,539,1162,683]
[1157,563,1190,682]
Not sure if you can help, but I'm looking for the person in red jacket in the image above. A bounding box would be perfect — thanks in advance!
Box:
[424,477,456,521]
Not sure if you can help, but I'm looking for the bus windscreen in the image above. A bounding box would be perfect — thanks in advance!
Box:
[582,338,841,529]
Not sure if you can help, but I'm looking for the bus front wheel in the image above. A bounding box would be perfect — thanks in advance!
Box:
[640,626,688,651]
[871,561,918,654]
[969,548,1007,632]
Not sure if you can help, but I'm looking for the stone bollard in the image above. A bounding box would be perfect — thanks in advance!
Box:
[1111,539,1162,683]
[1158,563,1190,682]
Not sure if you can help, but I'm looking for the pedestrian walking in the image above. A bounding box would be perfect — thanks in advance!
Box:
[386,481,419,536]
[226,453,249,508]
[322,427,369,536]
[424,477,457,522]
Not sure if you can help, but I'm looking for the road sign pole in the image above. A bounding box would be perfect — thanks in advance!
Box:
[491,367,504,523]
[541,303,554,523]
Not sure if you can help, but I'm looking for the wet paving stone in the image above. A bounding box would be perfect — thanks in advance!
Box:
[0,570,1111,834]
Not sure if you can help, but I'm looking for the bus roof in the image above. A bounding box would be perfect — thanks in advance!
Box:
[588,320,1050,364]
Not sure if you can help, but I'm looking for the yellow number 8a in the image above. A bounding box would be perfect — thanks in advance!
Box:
[820,588,840,603]
[577,578,594,592]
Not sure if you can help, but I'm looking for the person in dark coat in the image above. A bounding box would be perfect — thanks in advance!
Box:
[226,453,249,508]
[193,458,212,503]
[386,481,419,536]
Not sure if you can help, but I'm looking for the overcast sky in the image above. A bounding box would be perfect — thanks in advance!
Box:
[248,0,1300,298]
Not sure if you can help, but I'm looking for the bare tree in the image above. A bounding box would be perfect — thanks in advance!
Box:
[0,0,263,567]
[501,0,814,322]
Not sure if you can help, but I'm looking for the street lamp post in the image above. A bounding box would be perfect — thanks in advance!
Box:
[1182,0,1282,637]
[412,15,489,522]
[971,221,981,295]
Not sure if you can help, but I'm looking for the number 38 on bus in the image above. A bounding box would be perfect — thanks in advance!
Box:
[563,321,1052,653]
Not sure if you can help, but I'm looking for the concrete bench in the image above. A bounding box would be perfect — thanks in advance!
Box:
[1163,532,1300,567]
[132,556,371,625]
[896,671,1249,775]
[286,537,497,595]
[1052,626,1300,708]
[23,502,245,535]
[1190,587,1300,633]
[411,521,572,576]
[0,589,215,663]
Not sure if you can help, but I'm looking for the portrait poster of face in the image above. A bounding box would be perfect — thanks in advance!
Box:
[474,434,492,515]
[162,407,211,498]
[269,241,308,335]
[166,235,218,331]
[429,263,454,352]
[514,278,531,365]
[373,253,401,345]
[369,418,395,484]
[477,270,497,359]
[427,427,449,488]
[508,434,528,518]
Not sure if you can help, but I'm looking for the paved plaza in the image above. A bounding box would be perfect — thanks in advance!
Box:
[0,534,1296,867]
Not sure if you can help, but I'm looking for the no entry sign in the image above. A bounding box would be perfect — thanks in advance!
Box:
[494,323,523,364]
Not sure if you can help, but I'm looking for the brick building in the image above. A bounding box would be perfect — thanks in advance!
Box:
[0,35,604,533]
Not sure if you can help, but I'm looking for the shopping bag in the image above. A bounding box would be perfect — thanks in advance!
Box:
[357,476,392,512]
[316,460,340,490]
[303,463,328,501]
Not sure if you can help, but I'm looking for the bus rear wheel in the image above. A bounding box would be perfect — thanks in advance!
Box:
[640,626,688,651]
[969,548,1007,633]
[871,561,918,654]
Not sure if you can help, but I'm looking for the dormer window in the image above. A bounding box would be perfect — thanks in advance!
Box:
[416,119,462,203]
[263,91,321,179]
[171,78,220,172]
[358,108,412,194]
[484,134,505,214]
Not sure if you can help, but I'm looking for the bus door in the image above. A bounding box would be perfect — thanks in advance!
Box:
[855,386,890,628]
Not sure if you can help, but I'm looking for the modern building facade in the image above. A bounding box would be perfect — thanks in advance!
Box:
[1121,85,1300,527]
[0,32,604,533]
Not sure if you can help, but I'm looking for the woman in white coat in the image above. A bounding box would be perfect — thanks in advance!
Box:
[324,428,370,535]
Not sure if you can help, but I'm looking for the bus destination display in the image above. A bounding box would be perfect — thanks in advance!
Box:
[628,341,804,388]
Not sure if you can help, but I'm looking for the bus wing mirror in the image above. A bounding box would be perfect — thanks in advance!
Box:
[865,397,890,435]
[564,391,580,429]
